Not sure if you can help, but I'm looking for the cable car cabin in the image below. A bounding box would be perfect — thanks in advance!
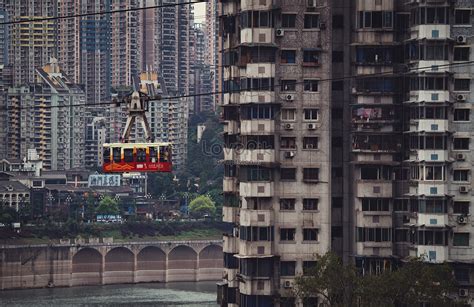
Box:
[102,143,172,173]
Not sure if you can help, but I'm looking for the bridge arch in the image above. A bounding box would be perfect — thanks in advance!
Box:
[104,247,134,284]
[199,244,223,268]
[71,248,102,286]
[135,246,167,283]
[167,245,197,282]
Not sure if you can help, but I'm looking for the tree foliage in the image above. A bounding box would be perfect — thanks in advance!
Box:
[294,252,458,307]
[188,195,216,218]
[0,206,18,226]
[96,196,120,215]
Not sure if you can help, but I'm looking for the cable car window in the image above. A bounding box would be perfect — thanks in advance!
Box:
[104,147,110,163]
[124,148,134,162]
[149,147,158,163]
[159,146,167,162]
[137,148,146,162]
[113,148,121,163]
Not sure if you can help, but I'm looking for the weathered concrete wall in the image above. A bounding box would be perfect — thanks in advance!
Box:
[0,240,223,290]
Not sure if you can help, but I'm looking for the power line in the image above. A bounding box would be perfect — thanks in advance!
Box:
[0,61,472,112]
[0,0,207,25]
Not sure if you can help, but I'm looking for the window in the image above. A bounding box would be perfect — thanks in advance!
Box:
[356,227,392,242]
[280,261,296,276]
[303,80,319,92]
[303,168,319,182]
[303,198,318,211]
[304,109,319,120]
[333,14,344,28]
[281,50,296,64]
[112,147,121,163]
[453,201,470,215]
[124,148,134,162]
[239,226,274,241]
[454,47,470,61]
[303,261,317,274]
[247,168,271,181]
[304,14,319,28]
[137,148,146,162]
[282,14,296,28]
[281,80,296,91]
[280,228,296,241]
[281,109,296,121]
[281,168,296,180]
[453,170,469,182]
[453,138,469,150]
[454,268,470,283]
[240,10,275,28]
[455,9,471,25]
[361,198,390,211]
[280,198,296,210]
[454,109,470,121]
[454,79,470,91]
[303,50,320,65]
[358,11,393,28]
[281,137,296,149]
[303,228,318,241]
[453,233,470,247]
[332,51,343,63]
[303,137,318,149]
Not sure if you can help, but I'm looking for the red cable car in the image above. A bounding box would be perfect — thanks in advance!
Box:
[102,90,172,173]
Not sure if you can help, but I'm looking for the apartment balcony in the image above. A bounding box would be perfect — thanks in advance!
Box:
[223,177,239,193]
[244,63,275,78]
[410,60,450,73]
[240,120,275,135]
[417,213,448,227]
[414,245,448,263]
[356,211,393,226]
[240,28,275,45]
[407,150,448,162]
[408,119,449,133]
[224,148,238,161]
[239,149,275,165]
[223,206,239,224]
[239,278,274,296]
[355,180,393,198]
[240,90,275,104]
[223,120,240,135]
[240,182,274,198]
[407,90,450,103]
[355,242,393,257]
[240,209,274,227]
[241,0,279,10]
[414,182,448,197]
[223,92,240,105]
[410,25,450,40]
[223,234,238,254]
[239,240,274,257]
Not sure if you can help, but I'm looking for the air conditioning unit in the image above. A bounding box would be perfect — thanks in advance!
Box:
[457,94,467,102]
[284,123,294,130]
[459,288,469,297]
[284,151,295,159]
[459,186,470,194]
[457,35,467,44]
[457,215,468,224]
[285,94,295,102]
[456,153,466,161]
[276,28,284,37]
[283,280,293,289]
[308,123,316,130]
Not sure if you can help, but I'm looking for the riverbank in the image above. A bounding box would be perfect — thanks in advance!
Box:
[0,281,218,306]
[1,239,223,290]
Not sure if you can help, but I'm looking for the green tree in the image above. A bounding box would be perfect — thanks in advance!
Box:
[188,195,216,218]
[96,196,120,215]
[0,206,18,226]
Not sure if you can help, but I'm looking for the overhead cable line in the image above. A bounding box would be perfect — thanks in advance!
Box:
[0,61,472,112]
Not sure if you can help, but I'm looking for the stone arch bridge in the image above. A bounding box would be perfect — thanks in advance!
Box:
[0,240,223,289]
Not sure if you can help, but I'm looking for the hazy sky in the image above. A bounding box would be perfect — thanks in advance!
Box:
[194,3,206,23]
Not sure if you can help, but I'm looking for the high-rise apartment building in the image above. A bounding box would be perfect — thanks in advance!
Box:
[57,0,81,83]
[219,0,474,305]
[0,1,8,66]
[219,1,333,305]
[5,0,57,85]
[192,23,213,114]
[7,59,85,170]
[79,0,111,104]
[110,0,141,88]
[205,0,220,112]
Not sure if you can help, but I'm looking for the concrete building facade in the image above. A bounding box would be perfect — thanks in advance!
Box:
[219,0,474,306]
[219,0,333,305]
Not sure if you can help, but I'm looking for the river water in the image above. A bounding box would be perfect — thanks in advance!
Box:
[0,282,218,306]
